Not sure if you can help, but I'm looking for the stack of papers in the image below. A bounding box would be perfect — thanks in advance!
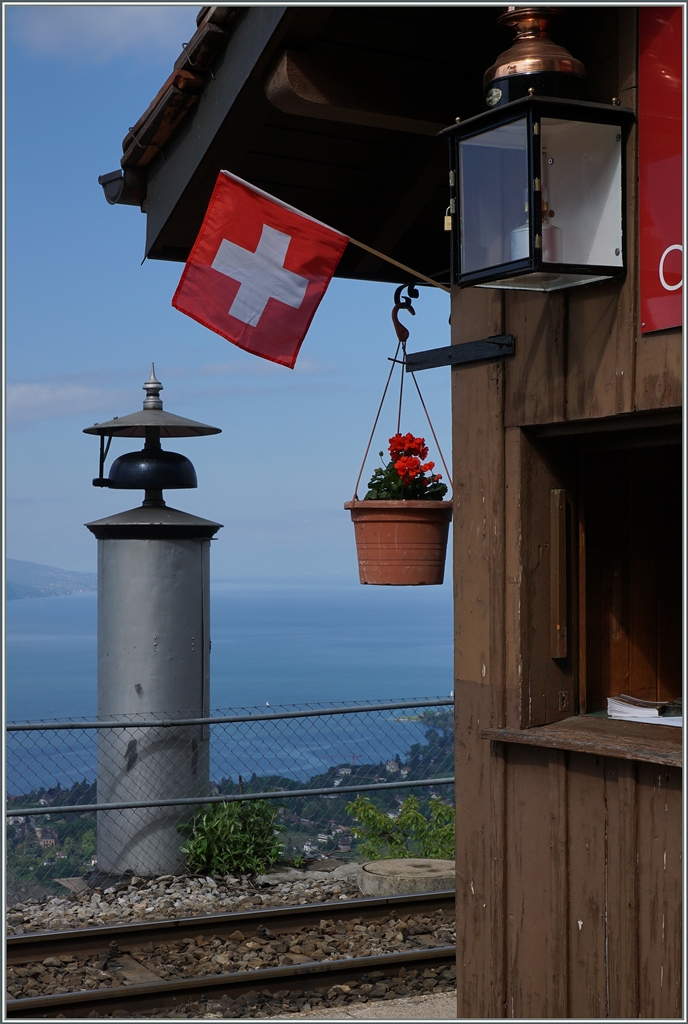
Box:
[607,694,682,727]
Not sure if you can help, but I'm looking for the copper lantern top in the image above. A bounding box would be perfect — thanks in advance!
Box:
[484,7,585,108]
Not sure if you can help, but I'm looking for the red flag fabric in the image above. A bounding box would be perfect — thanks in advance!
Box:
[172,171,349,368]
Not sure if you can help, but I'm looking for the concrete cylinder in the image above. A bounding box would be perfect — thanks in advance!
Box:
[87,505,221,876]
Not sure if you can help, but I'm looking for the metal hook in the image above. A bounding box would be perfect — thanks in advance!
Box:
[393,283,419,309]
[128,127,148,150]
[392,283,419,345]
[127,128,165,160]
[181,41,198,66]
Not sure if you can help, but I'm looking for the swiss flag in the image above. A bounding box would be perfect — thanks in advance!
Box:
[172,171,349,368]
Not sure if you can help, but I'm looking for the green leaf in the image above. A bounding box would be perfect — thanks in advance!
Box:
[178,800,285,875]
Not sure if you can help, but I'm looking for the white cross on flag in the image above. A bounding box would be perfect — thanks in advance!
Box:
[172,171,348,368]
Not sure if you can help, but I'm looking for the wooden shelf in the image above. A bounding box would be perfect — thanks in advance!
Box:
[482,715,682,767]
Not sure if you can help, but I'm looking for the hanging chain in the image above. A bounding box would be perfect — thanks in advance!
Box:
[392,284,415,435]
[409,370,453,491]
[352,284,452,500]
[397,338,406,433]
[352,337,402,500]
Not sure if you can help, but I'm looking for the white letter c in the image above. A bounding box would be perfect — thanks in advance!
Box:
[659,244,682,291]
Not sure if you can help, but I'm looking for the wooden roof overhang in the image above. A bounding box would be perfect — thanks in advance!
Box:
[111,5,510,285]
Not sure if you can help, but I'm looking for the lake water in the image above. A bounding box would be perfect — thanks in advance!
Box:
[6,582,453,721]
[6,582,454,793]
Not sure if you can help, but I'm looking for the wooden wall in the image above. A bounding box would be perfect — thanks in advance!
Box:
[450,9,682,1016]
[451,319,683,1018]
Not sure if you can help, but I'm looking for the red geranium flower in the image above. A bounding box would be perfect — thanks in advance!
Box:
[388,432,429,462]
[364,429,448,500]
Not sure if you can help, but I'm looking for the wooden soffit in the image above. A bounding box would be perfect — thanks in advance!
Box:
[140,6,501,284]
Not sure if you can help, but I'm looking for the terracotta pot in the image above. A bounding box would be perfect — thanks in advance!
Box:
[344,500,452,585]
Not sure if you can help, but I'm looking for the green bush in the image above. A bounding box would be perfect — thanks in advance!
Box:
[179,800,284,875]
[346,794,455,861]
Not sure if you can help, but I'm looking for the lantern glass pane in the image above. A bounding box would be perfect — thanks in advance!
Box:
[541,119,623,267]
[459,118,529,274]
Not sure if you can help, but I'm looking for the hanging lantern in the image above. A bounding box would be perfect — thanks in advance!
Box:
[445,7,635,292]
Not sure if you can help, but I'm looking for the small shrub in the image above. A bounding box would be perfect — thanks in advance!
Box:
[346,795,455,861]
[179,800,284,875]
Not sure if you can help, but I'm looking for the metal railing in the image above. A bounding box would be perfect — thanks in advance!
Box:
[6,698,454,894]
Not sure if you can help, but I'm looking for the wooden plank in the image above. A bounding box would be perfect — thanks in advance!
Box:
[109,954,162,984]
[264,50,447,134]
[504,745,560,1016]
[504,427,524,731]
[550,489,568,659]
[566,278,636,421]
[567,753,607,1018]
[583,451,631,710]
[406,335,513,373]
[577,459,588,713]
[628,449,659,699]
[521,440,576,726]
[636,763,683,1017]
[522,438,552,726]
[504,291,565,427]
[548,748,570,1016]
[656,446,683,701]
[482,716,682,768]
[605,758,640,1017]
[451,285,506,1018]
[567,9,638,424]
[635,327,683,411]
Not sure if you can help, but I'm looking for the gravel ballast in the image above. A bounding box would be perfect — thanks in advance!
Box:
[12,965,458,1018]
[6,866,361,936]
[6,908,454,1001]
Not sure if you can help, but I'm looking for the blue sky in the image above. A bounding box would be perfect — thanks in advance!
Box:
[5,4,453,583]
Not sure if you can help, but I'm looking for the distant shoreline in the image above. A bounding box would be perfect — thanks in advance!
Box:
[6,559,97,601]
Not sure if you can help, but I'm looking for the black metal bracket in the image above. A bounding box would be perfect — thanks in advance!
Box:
[405,334,515,372]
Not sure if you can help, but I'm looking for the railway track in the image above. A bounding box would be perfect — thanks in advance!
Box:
[7,890,456,1019]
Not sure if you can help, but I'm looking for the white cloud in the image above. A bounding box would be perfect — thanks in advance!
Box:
[8,4,196,65]
[7,382,131,424]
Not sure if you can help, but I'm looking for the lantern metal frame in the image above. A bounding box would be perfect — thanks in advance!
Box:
[444,95,636,291]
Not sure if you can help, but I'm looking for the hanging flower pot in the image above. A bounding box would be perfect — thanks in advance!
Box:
[346,430,452,585]
[344,498,452,585]
[346,287,453,586]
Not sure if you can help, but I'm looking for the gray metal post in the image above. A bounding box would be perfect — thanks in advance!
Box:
[84,370,221,877]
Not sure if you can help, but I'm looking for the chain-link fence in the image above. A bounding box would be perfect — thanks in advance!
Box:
[6,699,454,897]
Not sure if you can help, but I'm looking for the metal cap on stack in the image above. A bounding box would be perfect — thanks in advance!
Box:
[84,367,221,439]
[484,6,585,108]
[84,366,221,495]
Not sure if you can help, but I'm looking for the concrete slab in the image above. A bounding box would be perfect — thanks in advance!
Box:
[276,990,457,1019]
[358,859,455,896]
[257,863,361,885]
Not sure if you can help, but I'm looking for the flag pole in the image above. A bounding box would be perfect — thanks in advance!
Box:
[347,237,451,294]
[215,171,451,295]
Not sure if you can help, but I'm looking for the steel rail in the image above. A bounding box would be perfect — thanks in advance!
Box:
[7,892,456,1018]
[7,698,453,732]
[7,776,455,818]
[6,946,456,1018]
[7,890,455,964]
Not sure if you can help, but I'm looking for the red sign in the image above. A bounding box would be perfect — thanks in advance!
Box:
[172,172,348,368]
[638,7,683,333]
